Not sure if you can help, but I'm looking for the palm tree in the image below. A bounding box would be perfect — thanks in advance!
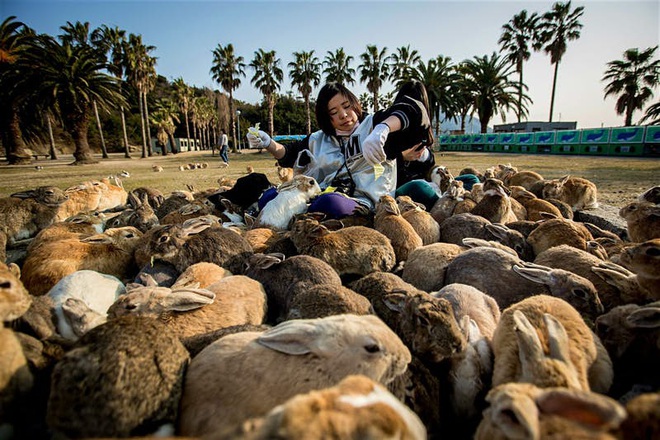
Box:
[92,24,131,158]
[58,21,111,159]
[250,49,284,136]
[460,52,525,133]
[499,9,542,123]
[538,1,585,122]
[602,46,660,126]
[411,56,461,134]
[390,45,421,83]
[28,34,126,164]
[0,16,34,164]
[359,45,390,112]
[640,100,660,125]
[323,48,355,85]
[151,98,180,154]
[211,43,245,153]
[124,33,157,158]
[173,77,193,148]
[288,50,321,134]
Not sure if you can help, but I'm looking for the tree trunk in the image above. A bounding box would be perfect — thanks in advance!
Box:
[230,90,237,153]
[47,115,58,160]
[549,61,560,123]
[184,110,192,151]
[305,93,311,134]
[138,91,147,159]
[5,104,32,165]
[168,132,178,154]
[518,66,524,123]
[268,94,275,136]
[143,93,153,156]
[373,91,379,112]
[70,114,98,165]
[120,107,131,158]
[93,101,108,159]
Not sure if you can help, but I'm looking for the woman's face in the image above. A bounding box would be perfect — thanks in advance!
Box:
[327,93,358,132]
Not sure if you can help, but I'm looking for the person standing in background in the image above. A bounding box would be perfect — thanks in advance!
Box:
[219,129,229,166]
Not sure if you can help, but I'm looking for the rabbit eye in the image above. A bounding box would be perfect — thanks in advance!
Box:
[572,289,588,299]
[0,281,11,289]
[364,344,380,354]
[646,247,660,257]
[125,303,137,311]
[158,236,169,243]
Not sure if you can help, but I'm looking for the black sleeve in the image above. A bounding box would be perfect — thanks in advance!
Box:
[276,135,312,168]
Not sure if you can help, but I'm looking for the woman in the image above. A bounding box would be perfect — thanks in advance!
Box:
[386,80,439,212]
[247,82,430,218]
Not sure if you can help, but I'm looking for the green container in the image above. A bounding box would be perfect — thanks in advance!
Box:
[514,132,534,145]
[483,144,503,152]
[484,134,498,145]
[534,131,556,145]
[580,128,610,144]
[644,125,660,143]
[556,130,580,144]
[439,134,452,145]
[517,144,538,154]
[606,144,644,156]
[471,133,485,144]
[610,126,644,144]
[578,144,608,155]
[498,133,515,145]
[501,144,516,153]
[551,144,578,154]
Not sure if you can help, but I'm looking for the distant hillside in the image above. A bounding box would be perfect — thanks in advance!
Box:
[437,114,492,134]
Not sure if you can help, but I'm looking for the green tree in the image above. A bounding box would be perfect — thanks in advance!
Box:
[250,49,284,136]
[499,9,542,123]
[210,43,245,153]
[150,98,180,154]
[323,48,355,85]
[602,46,660,126]
[173,77,193,147]
[0,16,34,164]
[124,33,157,158]
[390,45,421,83]
[460,52,525,133]
[538,1,585,122]
[640,100,660,125]
[411,56,461,134]
[91,24,131,158]
[28,34,126,164]
[359,45,390,112]
[288,50,321,134]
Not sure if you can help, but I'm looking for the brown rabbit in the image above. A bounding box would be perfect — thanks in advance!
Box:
[619,201,660,243]
[541,176,598,211]
[374,195,423,263]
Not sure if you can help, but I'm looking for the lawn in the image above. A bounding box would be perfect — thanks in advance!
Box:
[1,149,658,208]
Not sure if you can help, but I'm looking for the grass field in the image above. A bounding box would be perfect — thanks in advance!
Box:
[1,149,658,208]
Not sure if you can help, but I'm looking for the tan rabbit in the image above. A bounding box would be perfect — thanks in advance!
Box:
[541,175,598,211]
[619,201,660,242]
[374,195,423,263]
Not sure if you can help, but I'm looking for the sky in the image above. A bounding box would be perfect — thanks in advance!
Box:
[3,0,659,130]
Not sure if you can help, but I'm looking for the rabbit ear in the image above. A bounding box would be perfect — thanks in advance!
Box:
[321,219,344,231]
[160,288,215,312]
[512,264,552,285]
[382,292,408,313]
[249,253,284,270]
[513,310,544,364]
[626,306,660,328]
[489,392,540,440]
[543,313,571,363]
[535,388,626,429]
[257,320,319,355]
[591,265,632,290]
[181,218,213,236]
[484,223,510,240]
[81,234,113,244]
[10,189,37,199]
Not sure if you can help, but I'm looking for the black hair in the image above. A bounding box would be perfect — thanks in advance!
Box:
[315,82,363,137]
[394,80,434,147]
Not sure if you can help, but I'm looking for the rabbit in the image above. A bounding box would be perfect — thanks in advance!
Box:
[289,218,396,277]
[136,216,254,275]
[619,201,660,243]
[541,175,599,211]
[396,195,441,245]
[46,315,190,439]
[253,175,321,231]
[471,178,520,224]
[178,314,411,437]
[374,194,423,263]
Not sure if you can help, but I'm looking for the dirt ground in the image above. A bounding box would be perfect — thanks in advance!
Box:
[1,149,658,209]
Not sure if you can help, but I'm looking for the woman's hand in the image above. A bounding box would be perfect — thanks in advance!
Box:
[402,144,426,162]
[247,129,272,150]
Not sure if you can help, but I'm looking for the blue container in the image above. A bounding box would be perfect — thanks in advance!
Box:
[610,126,644,144]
